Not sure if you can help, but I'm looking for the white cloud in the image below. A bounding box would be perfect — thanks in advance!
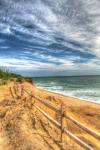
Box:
[0,0,100,76]
[0,23,12,34]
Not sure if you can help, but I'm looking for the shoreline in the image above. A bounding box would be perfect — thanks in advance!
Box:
[30,83,100,132]
[36,86,100,106]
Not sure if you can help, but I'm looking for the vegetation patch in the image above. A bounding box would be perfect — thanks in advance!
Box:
[0,67,32,85]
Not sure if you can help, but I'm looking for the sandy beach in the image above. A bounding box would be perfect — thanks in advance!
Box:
[0,81,100,150]
[23,82,100,131]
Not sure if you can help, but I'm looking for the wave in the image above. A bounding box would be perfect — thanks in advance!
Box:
[33,76,100,104]
[36,84,100,104]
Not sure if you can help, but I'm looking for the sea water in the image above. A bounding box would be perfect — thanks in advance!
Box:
[33,76,100,104]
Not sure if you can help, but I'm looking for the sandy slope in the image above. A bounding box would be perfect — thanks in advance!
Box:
[24,82,100,132]
[0,82,100,150]
[23,82,100,149]
[0,82,83,150]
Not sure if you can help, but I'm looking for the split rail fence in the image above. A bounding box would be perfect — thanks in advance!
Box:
[21,88,100,150]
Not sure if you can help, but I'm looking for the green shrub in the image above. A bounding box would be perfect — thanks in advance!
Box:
[0,68,32,85]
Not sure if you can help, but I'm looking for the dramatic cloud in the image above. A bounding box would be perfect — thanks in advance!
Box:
[0,0,100,76]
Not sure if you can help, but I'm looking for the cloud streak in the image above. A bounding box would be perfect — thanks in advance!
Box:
[0,0,100,76]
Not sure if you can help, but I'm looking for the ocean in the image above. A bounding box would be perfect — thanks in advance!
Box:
[33,76,100,104]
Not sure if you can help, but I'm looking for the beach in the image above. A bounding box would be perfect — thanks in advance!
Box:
[23,82,100,131]
[33,76,100,104]
[0,81,100,150]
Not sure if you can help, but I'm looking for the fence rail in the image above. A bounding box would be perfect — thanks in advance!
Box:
[33,104,93,150]
[23,89,100,139]
[22,88,99,150]
[23,89,59,112]
[64,114,100,140]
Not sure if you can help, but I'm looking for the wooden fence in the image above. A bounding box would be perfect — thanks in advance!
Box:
[9,83,100,150]
[22,88,97,150]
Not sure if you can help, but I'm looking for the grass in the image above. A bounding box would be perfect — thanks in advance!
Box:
[0,68,32,85]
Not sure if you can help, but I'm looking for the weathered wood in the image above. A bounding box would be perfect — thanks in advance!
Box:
[9,87,15,98]
[60,103,63,143]
[65,114,100,140]
[64,128,93,150]
[20,86,23,97]
[33,105,60,128]
[23,88,97,150]
[33,104,93,150]
[23,89,60,112]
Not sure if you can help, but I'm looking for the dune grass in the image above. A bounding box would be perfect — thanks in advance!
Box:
[0,68,32,85]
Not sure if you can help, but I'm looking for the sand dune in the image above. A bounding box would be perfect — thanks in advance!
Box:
[0,82,100,150]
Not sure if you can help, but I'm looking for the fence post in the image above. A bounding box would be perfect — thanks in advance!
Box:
[30,91,33,100]
[21,85,24,97]
[60,102,64,143]
[13,84,16,96]
[10,87,15,99]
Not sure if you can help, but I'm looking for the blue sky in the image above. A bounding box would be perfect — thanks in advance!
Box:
[0,0,100,76]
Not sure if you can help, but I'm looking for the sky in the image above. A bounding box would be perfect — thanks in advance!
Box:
[0,0,100,77]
